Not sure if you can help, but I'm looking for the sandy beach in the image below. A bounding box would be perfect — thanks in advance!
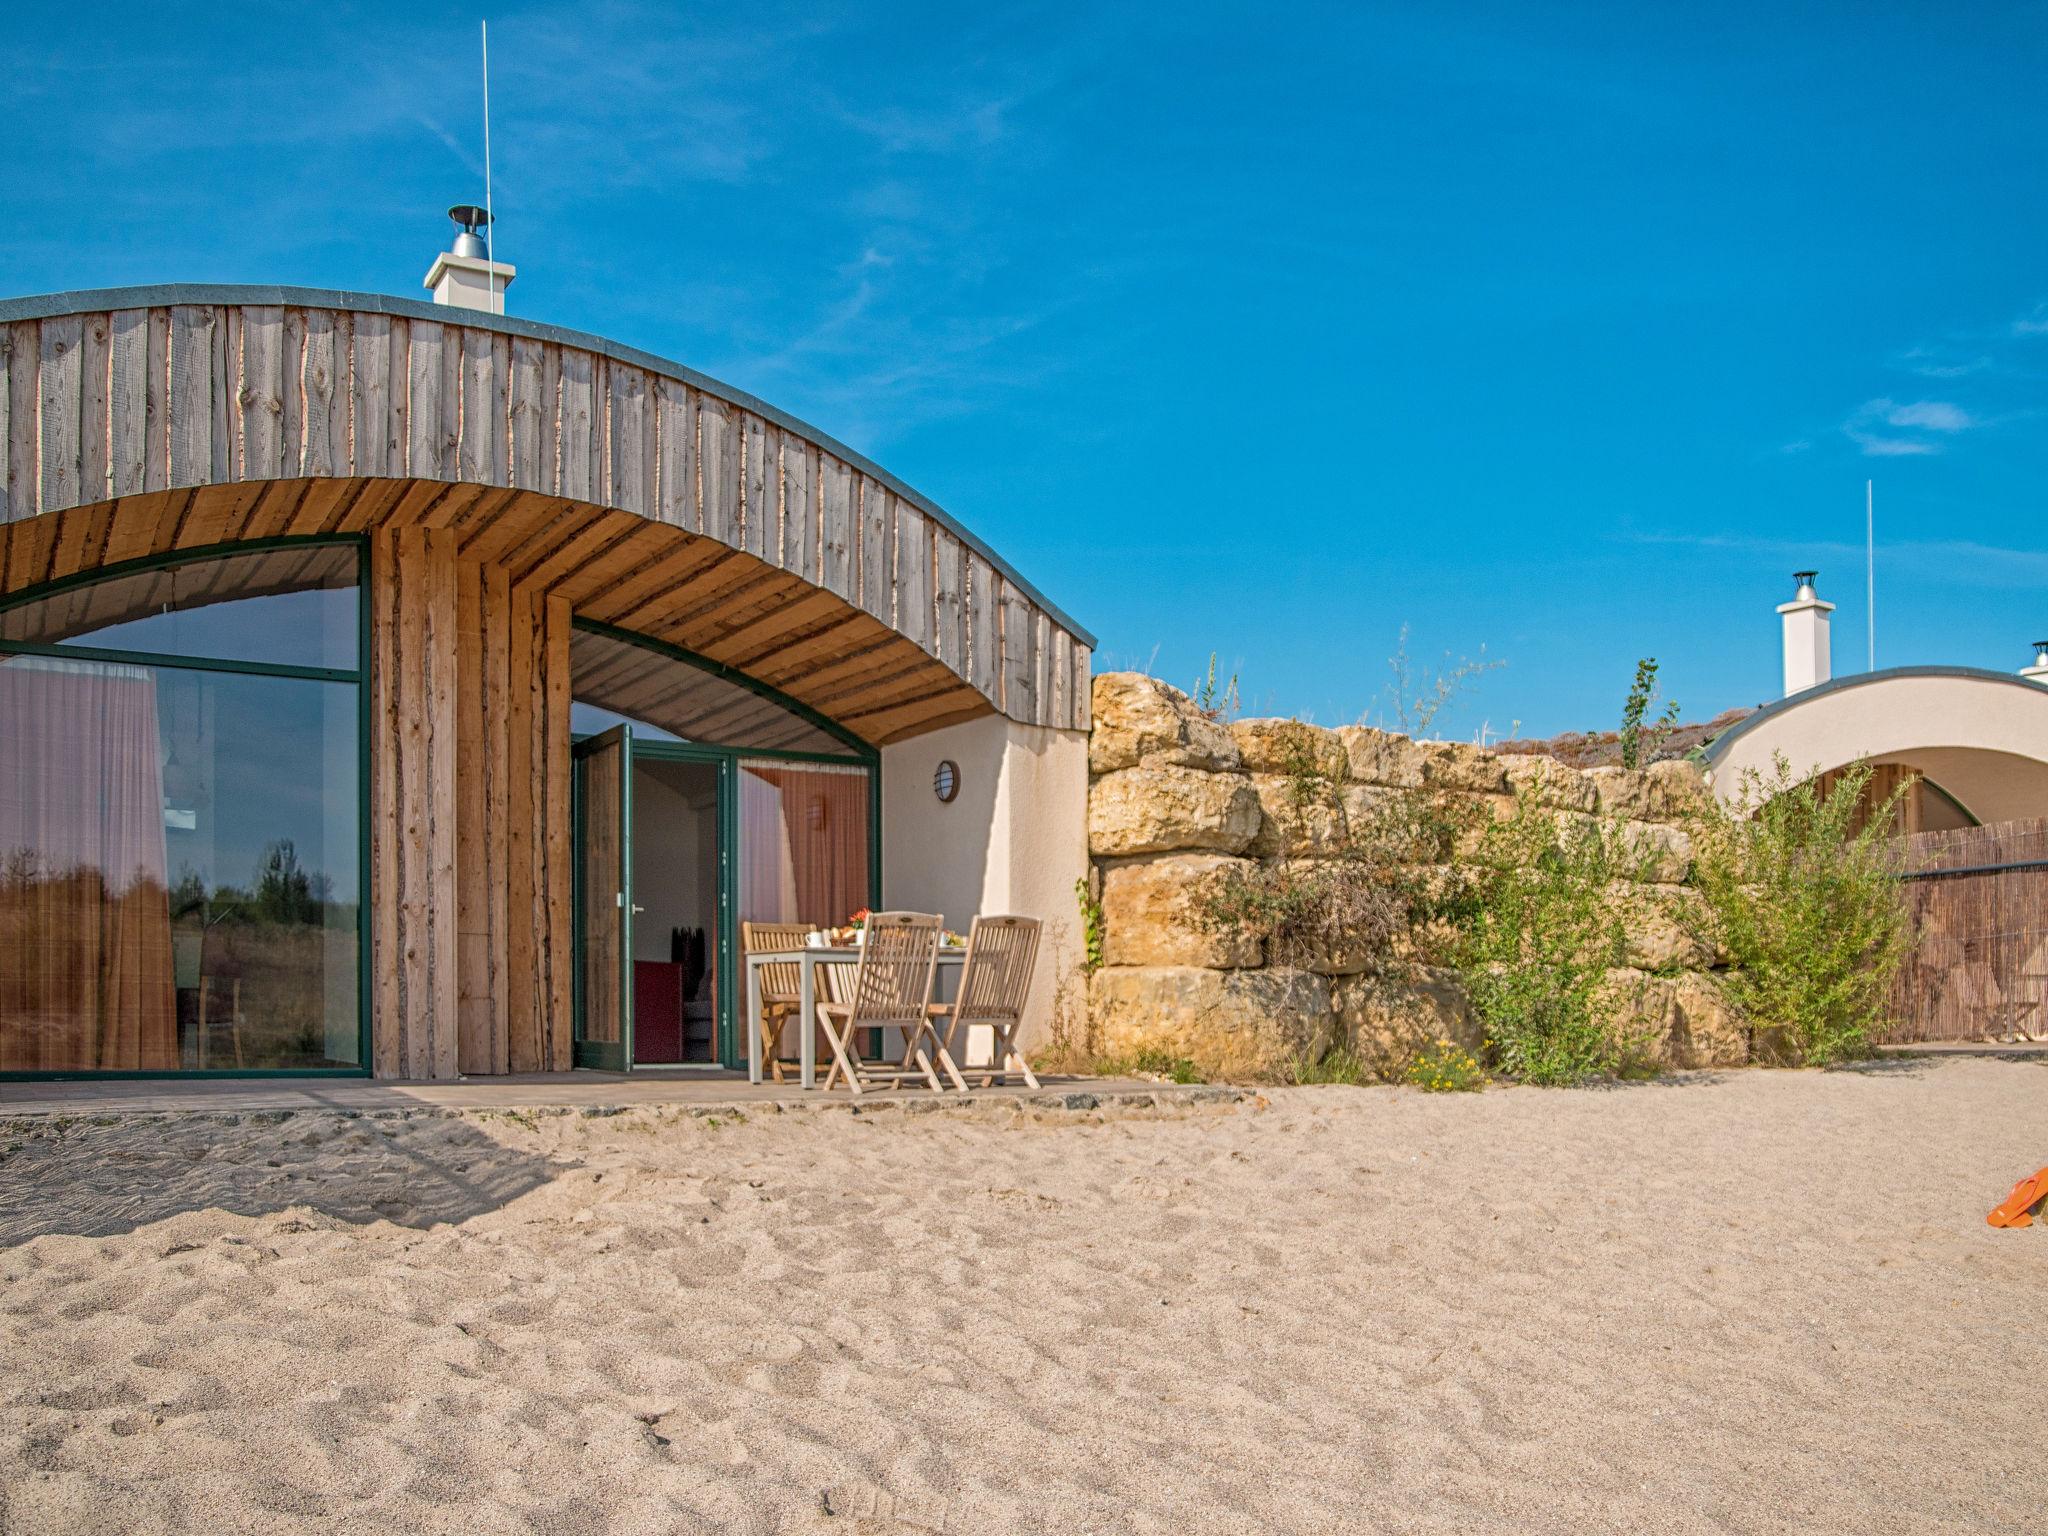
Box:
[3,1057,2045,1535]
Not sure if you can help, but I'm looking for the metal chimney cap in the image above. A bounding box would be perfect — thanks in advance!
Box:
[446,205,492,260]
[1792,569,1818,586]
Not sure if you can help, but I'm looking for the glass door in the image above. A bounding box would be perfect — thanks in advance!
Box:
[573,725,632,1070]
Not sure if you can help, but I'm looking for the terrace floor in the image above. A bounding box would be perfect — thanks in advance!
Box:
[0,1068,1174,1119]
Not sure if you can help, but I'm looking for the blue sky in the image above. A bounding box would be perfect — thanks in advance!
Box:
[7,2,2047,737]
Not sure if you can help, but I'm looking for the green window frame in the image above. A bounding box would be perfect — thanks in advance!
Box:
[0,535,373,1080]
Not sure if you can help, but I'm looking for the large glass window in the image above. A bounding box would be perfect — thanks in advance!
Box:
[0,547,362,1074]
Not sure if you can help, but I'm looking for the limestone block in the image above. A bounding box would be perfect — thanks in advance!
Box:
[1620,820,1694,884]
[1229,718,1349,781]
[1501,754,1599,813]
[1333,967,1481,1076]
[1090,673,1240,774]
[1669,972,1748,1068]
[1594,967,1749,1070]
[1090,965,1335,1081]
[1089,766,1263,857]
[1587,760,1708,824]
[1611,884,1716,971]
[1099,854,1262,969]
[1337,726,1426,789]
[1417,739,1510,795]
[1247,774,1349,858]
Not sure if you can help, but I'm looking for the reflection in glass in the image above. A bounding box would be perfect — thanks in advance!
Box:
[0,654,360,1071]
[0,546,358,671]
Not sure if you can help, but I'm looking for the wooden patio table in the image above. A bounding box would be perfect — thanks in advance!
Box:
[744,946,966,1089]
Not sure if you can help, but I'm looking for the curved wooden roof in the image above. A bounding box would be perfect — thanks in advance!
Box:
[0,288,1092,743]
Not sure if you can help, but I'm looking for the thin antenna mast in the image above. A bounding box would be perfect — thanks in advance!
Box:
[1865,478,1875,670]
[482,20,498,315]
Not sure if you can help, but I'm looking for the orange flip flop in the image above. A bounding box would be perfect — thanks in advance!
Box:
[1987,1167,2048,1229]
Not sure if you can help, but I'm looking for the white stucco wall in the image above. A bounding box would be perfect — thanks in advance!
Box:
[1706,671,2048,824]
[881,714,1090,1049]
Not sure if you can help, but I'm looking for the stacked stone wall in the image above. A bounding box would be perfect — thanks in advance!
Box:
[1085,673,1745,1080]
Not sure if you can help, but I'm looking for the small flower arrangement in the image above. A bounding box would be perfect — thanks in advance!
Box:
[1403,1038,1486,1093]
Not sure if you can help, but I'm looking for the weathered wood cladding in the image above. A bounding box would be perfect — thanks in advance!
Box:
[0,298,1092,736]
[371,526,574,1080]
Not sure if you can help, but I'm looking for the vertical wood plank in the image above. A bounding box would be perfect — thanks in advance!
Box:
[280,307,306,476]
[484,560,512,1073]
[559,347,596,503]
[407,318,445,478]
[456,558,488,1075]
[0,324,15,528]
[427,527,460,1079]
[301,308,341,477]
[77,311,109,505]
[782,438,818,582]
[1001,579,1037,721]
[350,312,391,477]
[458,325,502,485]
[895,500,934,653]
[107,313,149,499]
[506,580,540,1073]
[740,413,773,563]
[654,375,697,530]
[1050,626,1074,732]
[698,391,736,545]
[608,360,650,517]
[37,314,84,515]
[143,308,170,493]
[1032,610,1053,728]
[507,335,546,490]
[965,551,998,700]
[370,525,402,1077]
[819,455,855,600]
[932,532,964,674]
[856,477,892,623]
[208,304,232,484]
[238,304,285,481]
[540,593,574,1068]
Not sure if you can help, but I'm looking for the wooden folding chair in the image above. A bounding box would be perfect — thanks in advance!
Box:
[816,911,961,1094]
[742,922,811,1084]
[933,915,1042,1089]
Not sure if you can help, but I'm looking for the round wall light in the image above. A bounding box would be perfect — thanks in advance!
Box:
[933,759,960,803]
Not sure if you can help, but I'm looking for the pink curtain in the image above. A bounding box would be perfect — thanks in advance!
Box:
[738,762,871,929]
[0,657,176,1071]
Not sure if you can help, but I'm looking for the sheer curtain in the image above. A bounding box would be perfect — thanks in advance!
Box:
[0,657,176,1070]
[737,762,871,928]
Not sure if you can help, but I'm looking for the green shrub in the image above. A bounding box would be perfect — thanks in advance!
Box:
[1290,1045,1373,1086]
[1688,757,1909,1065]
[1199,781,1474,971]
[1075,875,1105,974]
[1444,778,1663,1085]
[1403,1038,1486,1092]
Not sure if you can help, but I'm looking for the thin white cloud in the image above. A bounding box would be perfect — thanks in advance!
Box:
[2013,304,2048,337]
[1841,397,1977,457]
[1884,400,1974,432]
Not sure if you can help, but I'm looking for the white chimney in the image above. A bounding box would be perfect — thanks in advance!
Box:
[1778,570,1833,697]
[2022,641,2048,685]
[425,205,515,314]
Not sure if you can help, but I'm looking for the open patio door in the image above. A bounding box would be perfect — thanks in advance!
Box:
[573,725,633,1070]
